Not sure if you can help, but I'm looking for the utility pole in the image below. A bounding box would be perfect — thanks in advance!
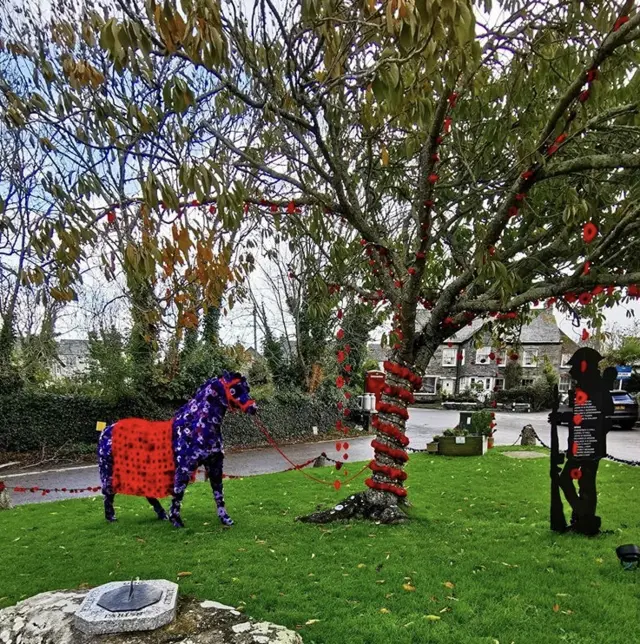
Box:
[253,305,258,353]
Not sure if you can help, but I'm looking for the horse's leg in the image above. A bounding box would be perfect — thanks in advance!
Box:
[98,425,117,522]
[169,464,193,528]
[146,497,168,520]
[204,453,233,526]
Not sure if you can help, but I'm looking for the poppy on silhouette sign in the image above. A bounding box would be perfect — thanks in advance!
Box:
[581,360,588,373]
[573,414,583,426]
[575,389,588,405]
[572,442,579,456]
[570,468,582,480]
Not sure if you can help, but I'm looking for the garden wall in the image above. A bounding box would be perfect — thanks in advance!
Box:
[0,391,341,453]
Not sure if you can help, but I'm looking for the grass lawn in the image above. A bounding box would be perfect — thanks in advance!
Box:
[2,447,639,644]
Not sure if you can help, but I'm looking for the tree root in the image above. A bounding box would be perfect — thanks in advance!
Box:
[296,491,409,524]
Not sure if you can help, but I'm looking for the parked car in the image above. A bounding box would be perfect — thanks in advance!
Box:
[558,391,638,430]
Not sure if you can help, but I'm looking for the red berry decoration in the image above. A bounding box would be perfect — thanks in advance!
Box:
[337,350,345,363]
[578,292,593,306]
[107,211,116,224]
[336,441,342,451]
[613,15,629,31]
[270,203,278,213]
[333,480,341,490]
[489,352,496,360]
[581,328,590,341]
[287,201,296,214]
[336,376,345,389]
[191,199,199,206]
[582,222,598,244]
[344,344,351,354]
[428,173,439,184]
[510,352,519,361]
[345,364,352,373]
[209,204,216,214]
[508,206,519,218]
[443,117,452,133]
[343,453,349,460]
[582,261,591,275]
[360,239,367,246]
[408,267,417,275]
[336,329,345,340]
[343,442,349,450]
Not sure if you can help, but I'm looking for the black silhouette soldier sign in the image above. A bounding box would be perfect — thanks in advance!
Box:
[549,347,617,535]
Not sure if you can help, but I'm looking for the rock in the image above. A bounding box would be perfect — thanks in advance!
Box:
[520,424,538,446]
[0,487,12,510]
[0,590,303,644]
[312,454,327,468]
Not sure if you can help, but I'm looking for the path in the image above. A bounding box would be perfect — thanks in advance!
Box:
[3,409,640,506]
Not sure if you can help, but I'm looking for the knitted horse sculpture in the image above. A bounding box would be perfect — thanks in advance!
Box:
[98,372,256,528]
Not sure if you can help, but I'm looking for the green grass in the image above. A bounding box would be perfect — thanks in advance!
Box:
[2,448,640,644]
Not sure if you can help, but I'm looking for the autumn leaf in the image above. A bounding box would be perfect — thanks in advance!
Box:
[443,581,455,589]
[357,563,366,568]
[402,583,416,592]
[380,608,390,614]
[177,571,192,578]
[305,619,320,625]
[425,614,441,621]
[381,146,390,166]
[553,603,560,612]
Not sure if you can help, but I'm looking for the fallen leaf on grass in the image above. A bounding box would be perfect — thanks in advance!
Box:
[357,563,366,568]
[595,558,603,564]
[443,581,455,589]
[135,538,146,544]
[305,619,320,625]
[425,615,441,621]
[403,584,416,592]
[375,580,385,584]
[177,572,192,578]
[439,607,451,613]
[380,608,390,614]
[385,593,394,599]
[553,604,560,612]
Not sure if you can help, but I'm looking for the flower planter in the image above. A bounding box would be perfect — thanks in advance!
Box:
[487,436,495,449]
[435,435,487,456]
[427,441,439,454]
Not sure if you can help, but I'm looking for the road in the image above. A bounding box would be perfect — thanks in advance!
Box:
[2,409,640,506]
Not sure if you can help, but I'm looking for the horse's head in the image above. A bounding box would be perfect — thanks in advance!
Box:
[220,371,257,415]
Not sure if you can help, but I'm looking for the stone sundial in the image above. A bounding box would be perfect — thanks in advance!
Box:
[74,579,178,634]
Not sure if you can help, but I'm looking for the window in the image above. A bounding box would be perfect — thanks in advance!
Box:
[523,349,539,367]
[475,347,493,364]
[560,353,571,368]
[559,375,572,392]
[522,378,534,387]
[467,377,493,391]
[442,348,464,366]
[422,376,437,394]
[494,378,505,391]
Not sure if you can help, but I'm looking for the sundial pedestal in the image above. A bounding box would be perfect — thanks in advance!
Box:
[74,580,178,635]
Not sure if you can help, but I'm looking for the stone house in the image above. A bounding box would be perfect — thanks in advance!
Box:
[368,310,579,396]
[51,339,90,378]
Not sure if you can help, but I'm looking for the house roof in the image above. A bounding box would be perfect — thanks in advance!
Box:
[416,309,562,344]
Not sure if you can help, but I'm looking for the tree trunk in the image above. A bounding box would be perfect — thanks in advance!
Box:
[297,363,416,524]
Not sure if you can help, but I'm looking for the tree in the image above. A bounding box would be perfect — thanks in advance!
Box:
[7,0,640,522]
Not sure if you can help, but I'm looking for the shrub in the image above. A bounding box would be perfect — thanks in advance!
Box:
[0,389,341,453]
[470,409,494,435]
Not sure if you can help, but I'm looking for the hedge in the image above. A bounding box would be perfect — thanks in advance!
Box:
[0,390,342,453]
